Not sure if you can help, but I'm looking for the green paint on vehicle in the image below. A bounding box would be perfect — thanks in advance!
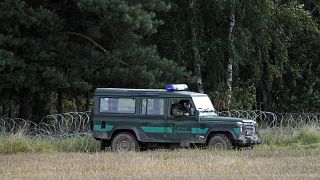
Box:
[191,128,208,134]
[141,126,166,133]
[94,124,114,131]
[141,126,208,134]
[167,127,173,133]
[175,127,191,133]
[233,128,241,135]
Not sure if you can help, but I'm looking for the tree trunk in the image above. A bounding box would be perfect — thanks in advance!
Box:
[260,61,272,111]
[85,91,90,111]
[190,0,204,93]
[32,92,50,123]
[75,95,81,112]
[8,99,12,118]
[226,0,236,100]
[1,89,10,117]
[19,89,33,120]
[57,89,63,114]
[56,89,63,126]
[304,0,314,10]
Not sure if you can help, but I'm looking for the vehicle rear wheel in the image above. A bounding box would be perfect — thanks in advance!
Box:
[208,134,232,150]
[100,140,107,151]
[111,132,139,152]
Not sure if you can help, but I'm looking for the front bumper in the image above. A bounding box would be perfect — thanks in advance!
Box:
[234,135,262,147]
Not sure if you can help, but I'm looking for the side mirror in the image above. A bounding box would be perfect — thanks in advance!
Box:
[195,110,200,116]
[195,110,201,121]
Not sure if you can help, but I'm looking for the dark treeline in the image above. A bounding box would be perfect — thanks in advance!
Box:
[0,0,320,120]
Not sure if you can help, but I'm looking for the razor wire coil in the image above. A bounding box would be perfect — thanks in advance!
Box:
[1,110,320,151]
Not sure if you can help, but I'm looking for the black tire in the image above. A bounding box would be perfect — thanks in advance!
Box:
[100,140,107,151]
[111,132,139,152]
[207,134,232,150]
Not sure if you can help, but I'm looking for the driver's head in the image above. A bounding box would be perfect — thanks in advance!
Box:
[183,101,190,109]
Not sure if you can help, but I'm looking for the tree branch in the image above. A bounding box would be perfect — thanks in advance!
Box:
[62,31,132,67]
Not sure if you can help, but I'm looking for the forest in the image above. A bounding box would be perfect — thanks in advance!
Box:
[1,0,320,121]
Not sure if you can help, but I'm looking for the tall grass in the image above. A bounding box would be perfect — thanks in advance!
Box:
[258,126,320,150]
[1,126,320,154]
[0,133,99,154]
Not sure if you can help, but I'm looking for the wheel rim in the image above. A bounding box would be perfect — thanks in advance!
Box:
[117,139,131,151]
[214,142,224,149]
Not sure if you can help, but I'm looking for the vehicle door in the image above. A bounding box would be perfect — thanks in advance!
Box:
[166,98,201,143]
[139,97,167,142]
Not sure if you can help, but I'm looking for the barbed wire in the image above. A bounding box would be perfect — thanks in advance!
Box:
[0,112,96,152]
[218,110,320,128]
[1,110,320,151]
[1,112,91,137]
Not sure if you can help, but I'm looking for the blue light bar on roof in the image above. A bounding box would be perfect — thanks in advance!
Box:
[166,84,188,91]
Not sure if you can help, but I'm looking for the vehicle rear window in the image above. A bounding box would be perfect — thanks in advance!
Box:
[100,98,135,113]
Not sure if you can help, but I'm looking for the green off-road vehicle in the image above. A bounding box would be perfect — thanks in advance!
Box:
[91,84,261,152]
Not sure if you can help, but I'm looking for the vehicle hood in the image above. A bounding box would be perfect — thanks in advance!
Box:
[200,116,256,124]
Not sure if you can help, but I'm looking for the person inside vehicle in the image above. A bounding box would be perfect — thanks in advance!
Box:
[171,100,193,116]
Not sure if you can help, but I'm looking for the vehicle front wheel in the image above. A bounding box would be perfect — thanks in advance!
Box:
[111,132,139,152]
[207,134,232,150]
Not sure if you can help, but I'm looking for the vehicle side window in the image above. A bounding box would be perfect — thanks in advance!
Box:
[170,99,194,117]
[100,97,135,113]
[142,98,165,116]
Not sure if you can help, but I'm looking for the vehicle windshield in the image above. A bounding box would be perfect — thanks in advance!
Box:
[192,96,217,116]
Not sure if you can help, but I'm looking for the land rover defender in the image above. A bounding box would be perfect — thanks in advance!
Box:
[91,84,261,152]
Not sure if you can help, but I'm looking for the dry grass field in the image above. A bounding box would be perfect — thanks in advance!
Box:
[1,127,320,179]
[1,149,320,179]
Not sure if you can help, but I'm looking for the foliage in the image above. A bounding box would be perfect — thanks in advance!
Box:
[0,0,320,118]
[152,0,320,112]
[0,0,192,119]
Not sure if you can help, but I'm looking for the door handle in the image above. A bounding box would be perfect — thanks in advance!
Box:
[142,122,150,126]
[169,124,176,127]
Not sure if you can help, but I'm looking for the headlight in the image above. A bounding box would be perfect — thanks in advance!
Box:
[236,122,244,133]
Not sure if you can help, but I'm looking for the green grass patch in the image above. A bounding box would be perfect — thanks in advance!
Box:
[0,134,33,154]
[258,126,320,150]
[52,136,100,152]
[0,134,99,154]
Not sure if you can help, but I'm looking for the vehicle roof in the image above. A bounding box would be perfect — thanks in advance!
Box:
[95,88,206,98]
